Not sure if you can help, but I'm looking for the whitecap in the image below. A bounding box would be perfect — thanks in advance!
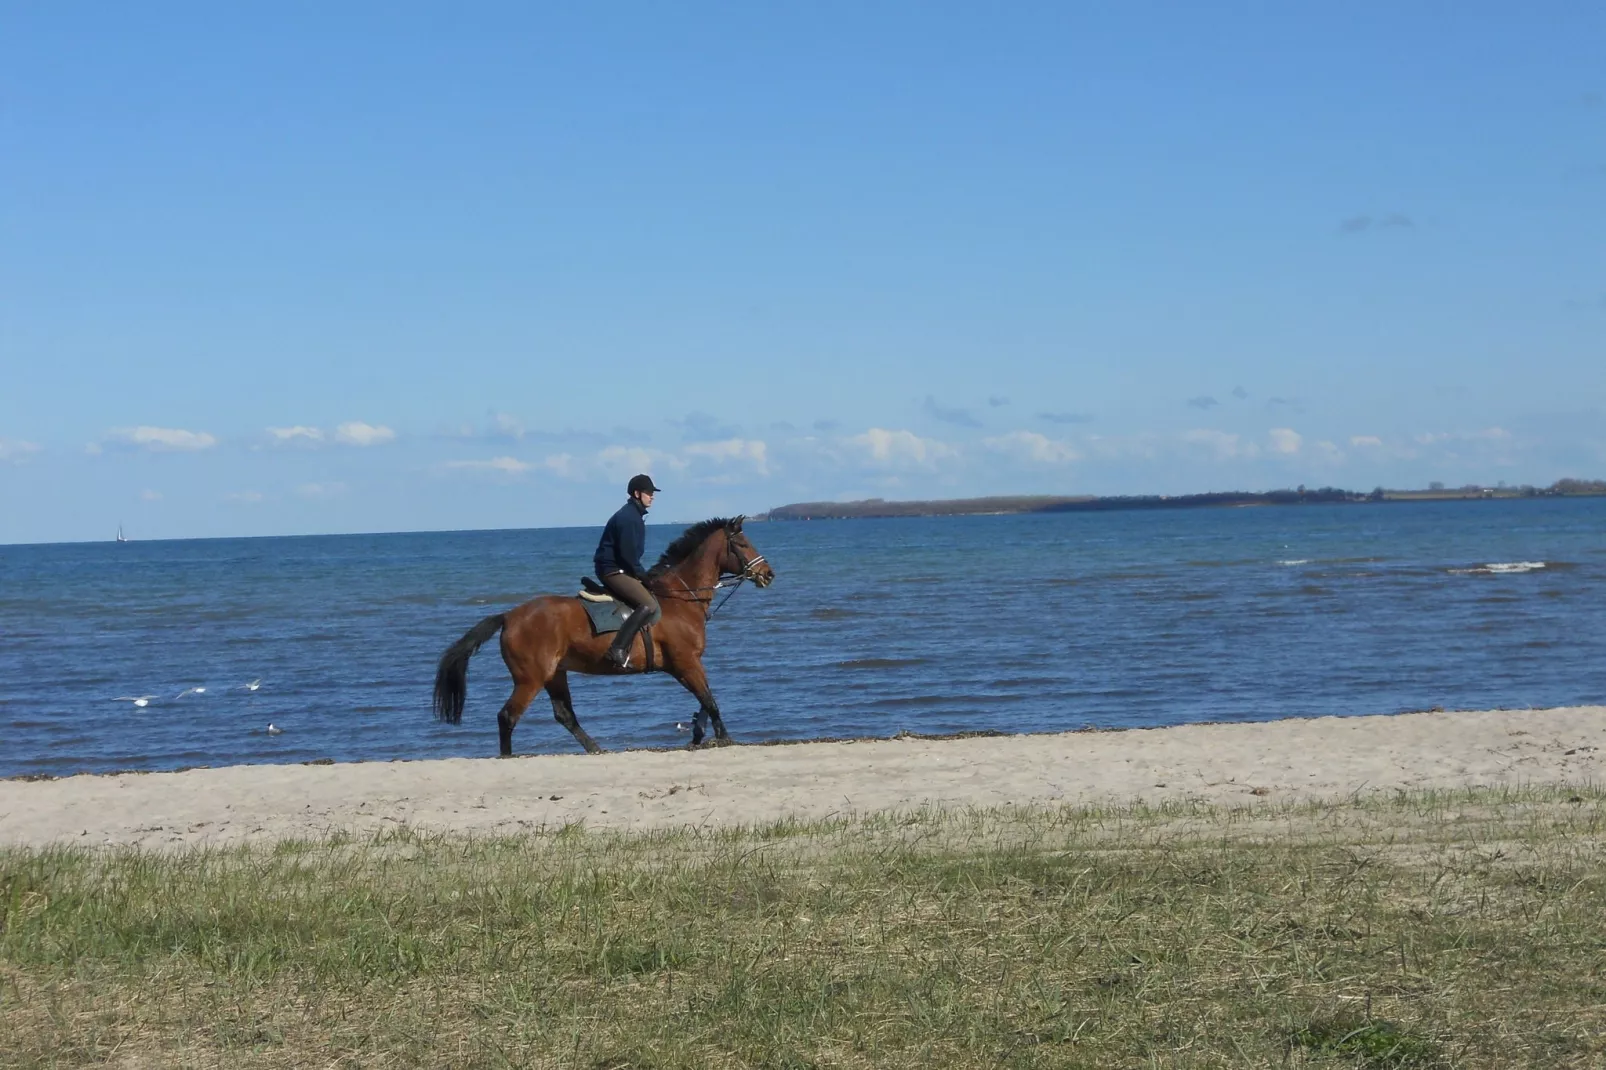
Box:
[1449,561,1547,575]
[1277,559,1310,566]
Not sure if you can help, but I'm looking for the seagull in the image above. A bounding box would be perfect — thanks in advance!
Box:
[266,723,283,735]
[115,695,155,708]
[675,722,692,733]
[241,679,262,692]
[176,686,207,698]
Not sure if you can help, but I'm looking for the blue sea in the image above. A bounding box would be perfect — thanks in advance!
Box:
[2,499,1604,778]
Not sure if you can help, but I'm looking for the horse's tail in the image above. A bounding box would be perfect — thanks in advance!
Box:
[433,613,506,724]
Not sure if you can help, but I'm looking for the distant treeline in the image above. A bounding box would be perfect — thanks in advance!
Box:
[762,479,1606,521]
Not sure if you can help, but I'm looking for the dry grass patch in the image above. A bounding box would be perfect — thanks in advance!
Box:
[3,787,1604,1068]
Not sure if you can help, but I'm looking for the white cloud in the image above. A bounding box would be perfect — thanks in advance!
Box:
[103,426,218,452]
[1349,435,1384,448]
[683,438,770,475]
[0,438,41,462]
[1415,427,1512,446]
[442,456,534,476]
[296,481,347,498]
[983,430,1080,465]
[848,428,955,468]
[596,445,685,475]
[541,453,581,479]
[1313,440,1344,462]
[1268,428,1303,455]
[489,412,526,439]
[335,421,395,447]
[267,425,324,444]
[1180,429,1258,460]
[226,491,264,504]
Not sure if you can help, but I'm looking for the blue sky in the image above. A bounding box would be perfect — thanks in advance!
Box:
[2,3,1602,543]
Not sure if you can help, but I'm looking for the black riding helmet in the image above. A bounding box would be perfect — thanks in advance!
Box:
[628,474,661,495]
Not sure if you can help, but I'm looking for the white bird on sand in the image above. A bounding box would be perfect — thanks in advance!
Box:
[115,695,155,708]
[176,686,207,698]
[266,723,283,735]
[241,679,262,692]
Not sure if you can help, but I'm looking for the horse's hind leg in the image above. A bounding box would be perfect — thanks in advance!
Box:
[497,683,539,757]
[546,670,603,755]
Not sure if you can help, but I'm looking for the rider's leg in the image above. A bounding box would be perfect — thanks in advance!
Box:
[600,573,661,668]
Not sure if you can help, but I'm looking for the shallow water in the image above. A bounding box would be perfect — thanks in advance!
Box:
[2,498,1603,777]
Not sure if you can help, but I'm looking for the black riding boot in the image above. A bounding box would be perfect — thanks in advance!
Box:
[605,605,655,668]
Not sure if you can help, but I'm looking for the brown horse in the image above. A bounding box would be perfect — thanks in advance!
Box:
[433,516,775,754]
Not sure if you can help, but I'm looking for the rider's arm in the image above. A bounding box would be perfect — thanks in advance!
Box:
[621,514,648,579]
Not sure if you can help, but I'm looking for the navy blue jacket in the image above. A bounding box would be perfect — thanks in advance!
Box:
[594,499,649,579]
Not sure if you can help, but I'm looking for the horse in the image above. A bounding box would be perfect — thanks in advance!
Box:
[432,516,775,754]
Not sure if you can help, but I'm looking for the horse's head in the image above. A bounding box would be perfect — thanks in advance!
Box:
[721,516,774,588]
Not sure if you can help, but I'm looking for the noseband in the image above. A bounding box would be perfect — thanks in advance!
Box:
[660,528,767,619]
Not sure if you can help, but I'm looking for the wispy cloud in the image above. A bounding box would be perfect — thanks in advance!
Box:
[225,490,264,504]
[439,412,527,441]
[1187,396,1219,410]
[1349,435,1384,448]
[1038,411,1094,425]
[923,395,982,428]
[1340,213,1413,234]
[266,426,324,444]
[983,430,1079,465]
[850,427,955,468]
[1416,427,1512,445]
[1232,386,1249,400]
[597,445,685,478]
[683,438,770,476]
[1269,428,1303,455]
[100,426,218,452]
[441,456,534,476]
[987,395,1010,408]
[673,411,743,442]
[0,438,41,462]
[335,421,395,447]
[1180,429,1257,460]
[140,489,163,501]
[297,482,347,498]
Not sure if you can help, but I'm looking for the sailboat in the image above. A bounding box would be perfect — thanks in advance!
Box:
[116,523,127,543]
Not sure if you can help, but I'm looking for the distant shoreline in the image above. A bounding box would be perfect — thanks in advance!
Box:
[761,479,1606,521]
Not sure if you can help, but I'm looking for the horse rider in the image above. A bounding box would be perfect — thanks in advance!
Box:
[594,474,663,667]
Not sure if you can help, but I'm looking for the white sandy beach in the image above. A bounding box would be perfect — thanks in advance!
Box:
[2,706,1602,849]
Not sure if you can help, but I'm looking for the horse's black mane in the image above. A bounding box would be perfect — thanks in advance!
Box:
[648,517,737,579]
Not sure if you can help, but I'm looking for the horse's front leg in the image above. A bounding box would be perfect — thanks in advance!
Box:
[670,660,729,747]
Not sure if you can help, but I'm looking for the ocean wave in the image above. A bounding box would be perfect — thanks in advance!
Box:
[1276,559,1310,566]
[836,657,930,670]
[1449,561,1548,575]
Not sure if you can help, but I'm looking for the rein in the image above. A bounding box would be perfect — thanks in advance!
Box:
[652,547,767,620]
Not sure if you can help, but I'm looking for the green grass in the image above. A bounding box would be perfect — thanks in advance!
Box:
[3,786,1605,1068]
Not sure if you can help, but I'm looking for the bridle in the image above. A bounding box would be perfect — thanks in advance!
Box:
[658,526,768,619]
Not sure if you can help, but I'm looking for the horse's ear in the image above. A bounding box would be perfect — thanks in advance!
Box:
[732,515,745,532]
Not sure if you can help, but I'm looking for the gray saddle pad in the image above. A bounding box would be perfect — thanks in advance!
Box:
[579,595,632,635]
